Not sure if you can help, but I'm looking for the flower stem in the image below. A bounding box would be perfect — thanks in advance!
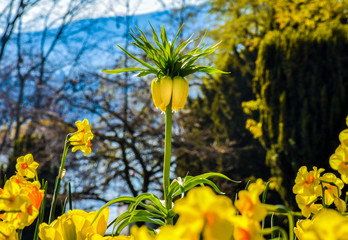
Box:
[163,103,173,224]
[48,136,69,224]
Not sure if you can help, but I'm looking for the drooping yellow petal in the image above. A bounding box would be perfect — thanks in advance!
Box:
[172,76,189,111]
[159,76,172,109]
[151,78,163,110]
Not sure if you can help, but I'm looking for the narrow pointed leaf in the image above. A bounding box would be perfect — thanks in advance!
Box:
[117,45,158,71]
[101,67,149,75]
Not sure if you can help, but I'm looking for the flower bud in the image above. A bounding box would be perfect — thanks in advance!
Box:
[172,76,189,111]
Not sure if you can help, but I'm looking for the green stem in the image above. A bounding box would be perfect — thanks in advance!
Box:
[163,103,173,224]
[48,136,69,224]
[287,212,294,240]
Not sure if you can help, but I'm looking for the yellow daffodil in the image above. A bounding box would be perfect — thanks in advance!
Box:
[294,210,348,240]
[69,119,94,156]
[130,226,155,240]
[235,190,267,222]
[295,195,322,218]
[316,173,344,206]
[174,187,236,240]
[86,233,134,240]
[232,216,264,240]
[0,221,16,240]
[15,153,39,178]
[9,175,44,211]
[311,209,348,240]
[329,145,348,184]
[0,180,37,229]
[235,179,266,222]
[155,225,196,240]
[39,208,109,240]
[172,76,189,111]
[293,166,324,196]
[339,128,348,148]
[294,219,314,240]
[334,196,347,213]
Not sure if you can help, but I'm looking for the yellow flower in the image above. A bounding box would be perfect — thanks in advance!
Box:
[235,179,266,222]
[233,216,264,240]
[334,197,346,214]
[294,210,348,240]
[295,195,322,218]
[15,153,39,178]
[39,208,109,240]
[69,119,94,156]
[86,233,134,240]
[339,129,348,148]
[0,221,16,240]
[151,76,189,112]
[0,180,37,229]
[293,166,324,196]
[9,175,44,211]
[151,78,165,111]
[172,76,189,111]
[315,173,344,206]
[235,190,267,222]
[159,76,173,110]
[151,76,173,112]
[294,219,314,240]
[329,145,348,184]
[311,209,348,240]
[155,225,196,240]
[130,226,155,240]
[173,187,235,240]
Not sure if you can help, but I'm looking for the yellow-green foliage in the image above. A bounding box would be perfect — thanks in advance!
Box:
[253,20,348,207]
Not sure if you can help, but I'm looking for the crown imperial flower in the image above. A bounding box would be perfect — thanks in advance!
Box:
[102,24,227,114]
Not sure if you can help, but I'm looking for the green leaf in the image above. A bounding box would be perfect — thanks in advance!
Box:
[134,71,155,77]
[114,210,165,235]
[172,178,224,198]
[191,172,240,183]
[169,172,240,198]
[117,45,158,72]
[101,67,149,75]
[129,193,164,212]
[170,24,184,54]
[262,181,271,203]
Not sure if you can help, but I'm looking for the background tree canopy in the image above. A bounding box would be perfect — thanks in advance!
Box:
[175,0,348,208]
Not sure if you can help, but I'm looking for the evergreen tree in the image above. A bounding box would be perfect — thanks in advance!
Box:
[176,0,348,206]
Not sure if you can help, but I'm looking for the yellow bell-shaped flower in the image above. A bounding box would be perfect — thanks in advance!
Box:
[159,76,173,109]
[172,76,189,111]
[151,76,173,112]
[151,78,163,111]
[39,208,109,240]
